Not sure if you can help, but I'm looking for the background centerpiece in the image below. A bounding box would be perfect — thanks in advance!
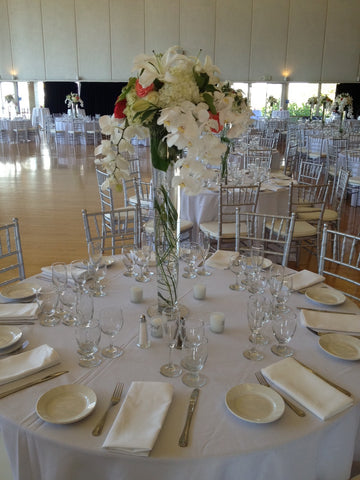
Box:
[95,46,252,314]
[65,92,84,117]
[332,93,353,133]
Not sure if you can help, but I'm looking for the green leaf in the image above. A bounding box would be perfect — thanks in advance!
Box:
[203,92,217,114]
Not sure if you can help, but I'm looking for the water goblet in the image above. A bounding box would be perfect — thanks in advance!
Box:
[132,247,151,283]
[60,284,77,326]
[75,290,94,324]
[197,232,212,276]
[70,259,93,294]
[271,309,297,357]
[121,247,137,278]
[160,306,182,378]
[275,276,293,313]
[229,254,246,291]
[75,316,102,368]
[99,307,124,358]
[243,295,265,361]
[38,286,59,327]
[181,337,208,388]
[180,242,202,279]
[88,240,102,267]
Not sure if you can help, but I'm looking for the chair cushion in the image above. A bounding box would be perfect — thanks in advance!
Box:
[348,177,360,186]
[144,218,193,234]
[292,221,317,238]
[199,221,248,239]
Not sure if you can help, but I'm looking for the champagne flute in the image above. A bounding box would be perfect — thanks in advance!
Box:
[268,264,284,301]
[198,232,212,276]
[88,240,102,267]
[243,295,265,361]
[160,306,182,377]
[99,307,124,358]
[51,262,67,320]
[251,243,264,273]
[229,254,246,291]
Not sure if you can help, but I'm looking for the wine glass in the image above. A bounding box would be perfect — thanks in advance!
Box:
[243,295,265,361]
[180,242,202,279]
[160,306,182,377]
[75,316,102,368]
[197,232,212,276]
[181,337,208,388]
[132,247,151,283]
[271,309,297,357]
[229,254,246,291]
[70,259,93,294]
[60,284,77,326]
[93,264,107,297]
[75,291,94,324]
[99,307,124,358]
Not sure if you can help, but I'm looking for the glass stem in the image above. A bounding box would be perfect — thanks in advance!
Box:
[168,345,174,367]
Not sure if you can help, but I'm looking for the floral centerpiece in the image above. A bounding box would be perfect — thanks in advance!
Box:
[318,94,332,125]
[266,96,278,117]
[5,94,16,104]
[307,96,318,121]
[95,46,253,313]
[333,93,353,132]
[65,92,84,117]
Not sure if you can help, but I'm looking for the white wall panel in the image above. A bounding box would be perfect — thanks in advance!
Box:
[214,0,252,82]
[110,0,145,81]
[0,0,13,79]
[180,0,216,59]
[322,0,360,83]
[145,0,180,54]
[41,0,78,81]
[76,0,111,80]
[250,0,289,82]
[286,0,326,82]
[7,0,45,80]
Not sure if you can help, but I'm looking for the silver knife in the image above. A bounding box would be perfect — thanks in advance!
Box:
[179,388,199,447]
[0,370,69,399]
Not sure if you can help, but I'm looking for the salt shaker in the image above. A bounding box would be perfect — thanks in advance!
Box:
[137,314,150,348]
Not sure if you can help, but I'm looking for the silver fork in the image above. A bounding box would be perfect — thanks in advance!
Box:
[92,382,124,436]
[255,371,306,417]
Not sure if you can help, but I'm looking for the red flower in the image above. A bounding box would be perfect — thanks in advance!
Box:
[135,79,154,98]
[114,99,126,119]
[209,112,222,133]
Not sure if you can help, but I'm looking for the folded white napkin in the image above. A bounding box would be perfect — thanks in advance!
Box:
[0,303,39,323]
[0,344,60,386]
[103,381,173,456]
[262,358,353,420]
[288,269,325,291]
[300,310,360,334]
[205,250,237,269]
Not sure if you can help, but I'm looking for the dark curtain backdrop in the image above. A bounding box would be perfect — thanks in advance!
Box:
[336,83,360,118]
[80,82,126,117]
[44,82,78,114]
[43,82,126,116]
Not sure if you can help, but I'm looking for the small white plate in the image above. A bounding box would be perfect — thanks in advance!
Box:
[246,257,272,269]
[305,285,346,306]
[319,333,360,360]
[225,383,285,424]
[36,384,97,424]
[0,282,39,302]
[0,326,22,350]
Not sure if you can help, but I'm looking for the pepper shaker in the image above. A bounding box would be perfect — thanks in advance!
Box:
[137,314,150,349]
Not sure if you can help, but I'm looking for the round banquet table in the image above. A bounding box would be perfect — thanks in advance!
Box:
[338,150,360,206]
[181,183,289,241]
[1,260,360,480]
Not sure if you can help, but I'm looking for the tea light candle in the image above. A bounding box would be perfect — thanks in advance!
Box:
[193,283,206,300]
[130,286,143,303]
[150,317,163,338]
[210,312,225,333]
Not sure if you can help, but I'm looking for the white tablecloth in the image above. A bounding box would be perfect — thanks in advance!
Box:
[1,262,360,480]
[338,150,360,206]
[181,185,289,240]
[31,108,50,129]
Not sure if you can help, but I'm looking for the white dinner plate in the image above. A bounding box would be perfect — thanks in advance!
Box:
[36,384,97,424]
[246,256,272,269]
[305,285,346,306]
[319,333,360,361]
[0,326,22,350]
[225,383,285,424]
[0,281,39,302]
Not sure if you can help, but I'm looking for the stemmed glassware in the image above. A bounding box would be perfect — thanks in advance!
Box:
[88,240,102,268]
[75,290,94,324]
[160,306,182,377]
[60,284,77,326]
[93,264,107,297]
[51,262,68,320]
[70,259,93,294]
[99,307,124,358]
[197,232,212,276]
[268,264,284,302]
[271,309,297,357]
[121,247,137,278]
[275,276,293,313]
[229,254,246,291]
[132,247,151,283]
[75,316,102,368]
[181,337,208,388]
[180,242,202,279]
[243,295,266,361]
[251,244,264,273]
